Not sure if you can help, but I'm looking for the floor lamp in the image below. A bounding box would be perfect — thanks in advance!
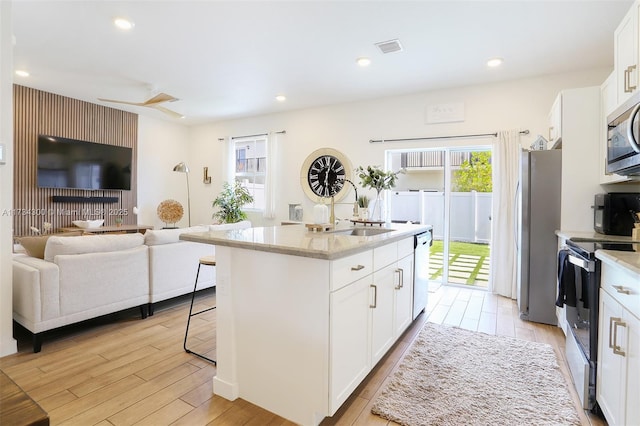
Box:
[173,162,191,226]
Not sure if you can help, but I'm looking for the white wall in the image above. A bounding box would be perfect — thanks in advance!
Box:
[0,0,17,356]
[137,115,192,229]
[187,68,611,226]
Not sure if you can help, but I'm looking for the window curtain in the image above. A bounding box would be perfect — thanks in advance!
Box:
[223,137,234,184]
[490,129,521,298]
[263,132,281,219]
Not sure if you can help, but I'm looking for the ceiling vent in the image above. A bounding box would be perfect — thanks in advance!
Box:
[375,39,403,54]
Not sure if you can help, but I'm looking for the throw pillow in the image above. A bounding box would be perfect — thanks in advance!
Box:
[18,236,49,259]
[19,231,83,259]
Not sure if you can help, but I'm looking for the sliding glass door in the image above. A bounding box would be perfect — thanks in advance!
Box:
[388,147,492,289]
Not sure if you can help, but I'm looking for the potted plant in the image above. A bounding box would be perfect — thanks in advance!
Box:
[355,165,403,221]
[357,195,369,220]
[212,181,254,224]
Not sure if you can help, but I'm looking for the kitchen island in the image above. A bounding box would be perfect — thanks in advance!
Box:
[180,223,430,425]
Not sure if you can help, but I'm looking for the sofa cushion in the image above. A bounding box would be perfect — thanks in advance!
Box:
[209,220,252,232]
[19,232,83,259]
[44,233,145,262]
[144,225,209,246]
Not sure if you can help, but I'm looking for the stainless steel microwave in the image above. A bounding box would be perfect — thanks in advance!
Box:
[607,92,640,176]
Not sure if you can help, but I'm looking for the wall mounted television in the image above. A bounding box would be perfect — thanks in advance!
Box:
[37,134,132,190]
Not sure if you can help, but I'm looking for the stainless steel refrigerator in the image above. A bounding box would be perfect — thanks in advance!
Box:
[516,149,561,325]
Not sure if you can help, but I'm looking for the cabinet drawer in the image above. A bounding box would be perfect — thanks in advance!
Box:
[331,250,373,291]
[374,242,397,271]
[601,263,640,315]
[398,237,414,259]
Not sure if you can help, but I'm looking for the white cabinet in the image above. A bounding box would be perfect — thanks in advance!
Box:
[596,260,640,426]
[552,87,603,232]
[329,276,371,413]
[615,2,639,106]
[548,93,563,147]
[329,236,415,413]
[371,262,397,365]
[394,254,414,337]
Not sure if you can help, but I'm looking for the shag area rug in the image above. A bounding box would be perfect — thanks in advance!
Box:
[371,322,581,426]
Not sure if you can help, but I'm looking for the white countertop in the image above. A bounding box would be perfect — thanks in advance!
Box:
[556,230,640,243]
[180,222,431,260]
[596,249,640,277]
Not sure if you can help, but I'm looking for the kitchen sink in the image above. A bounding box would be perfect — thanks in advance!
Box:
[333,227,395,237]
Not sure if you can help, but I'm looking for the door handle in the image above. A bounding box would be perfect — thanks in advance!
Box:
[629,65,637,91]
[612,317,627,357]
[351,265,365,271]
[394,268,404,289]
[370,284,377,308]
[624,67,630,93]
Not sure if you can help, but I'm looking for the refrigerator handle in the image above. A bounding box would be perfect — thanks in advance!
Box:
[514,180,521,249]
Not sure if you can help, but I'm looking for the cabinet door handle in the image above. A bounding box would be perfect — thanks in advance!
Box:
[370,284,377,308]
[624,68,630,93]
[629,65,637,91]
[608,316,615,349]
[351,264,365,271]
[394,268,404,289]
[613,285,630,295]
[612,318,627,357]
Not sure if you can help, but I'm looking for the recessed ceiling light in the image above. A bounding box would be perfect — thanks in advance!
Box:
[487,57,503,68]
[356,57,371,67]
[275,95,286,102]
[15,70,29,77]
[114,18,134,30]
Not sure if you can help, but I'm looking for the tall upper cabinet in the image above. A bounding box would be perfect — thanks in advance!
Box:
[614,2,639,106]
[550,87,603,232]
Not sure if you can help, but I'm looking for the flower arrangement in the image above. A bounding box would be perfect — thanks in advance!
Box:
[357,195,369,208]
[212,181,254,224]
[355,165,403,194]
[355,165,404,221]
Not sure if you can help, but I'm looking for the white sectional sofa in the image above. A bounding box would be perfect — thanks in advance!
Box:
[12,221,252,352]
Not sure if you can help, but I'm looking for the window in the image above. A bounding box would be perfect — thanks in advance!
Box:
[233,136,267,210]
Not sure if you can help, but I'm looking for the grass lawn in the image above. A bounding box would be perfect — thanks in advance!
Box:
[429,240,490,286]
[430,240,490,257]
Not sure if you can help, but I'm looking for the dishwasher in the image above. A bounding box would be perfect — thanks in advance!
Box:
[413,229,433,320]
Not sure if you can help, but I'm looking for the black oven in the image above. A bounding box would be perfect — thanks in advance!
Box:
[557,240,635,413]
[607,91,640,176]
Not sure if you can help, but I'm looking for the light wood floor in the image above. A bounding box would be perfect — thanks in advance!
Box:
[1,285,606,426]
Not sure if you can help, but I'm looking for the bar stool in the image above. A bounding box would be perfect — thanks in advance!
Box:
[183,255,217,364]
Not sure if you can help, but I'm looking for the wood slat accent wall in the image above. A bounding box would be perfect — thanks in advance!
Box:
[13,85,138,237]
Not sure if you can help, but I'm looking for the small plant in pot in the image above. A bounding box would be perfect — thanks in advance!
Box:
[357,195,369,209]
[212,181,254,224]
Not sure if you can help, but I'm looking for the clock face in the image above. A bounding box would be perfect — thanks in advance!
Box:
[300,148,352,203]
[307,155,346,197]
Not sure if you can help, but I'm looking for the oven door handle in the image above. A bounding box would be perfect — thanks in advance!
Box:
[568,253,595,272]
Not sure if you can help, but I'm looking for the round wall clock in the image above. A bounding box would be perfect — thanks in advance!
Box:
[300,148,353,203]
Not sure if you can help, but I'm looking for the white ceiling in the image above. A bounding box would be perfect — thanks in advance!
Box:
[11,0,633,125]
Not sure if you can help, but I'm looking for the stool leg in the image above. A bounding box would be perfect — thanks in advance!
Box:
[183,263,217,365]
